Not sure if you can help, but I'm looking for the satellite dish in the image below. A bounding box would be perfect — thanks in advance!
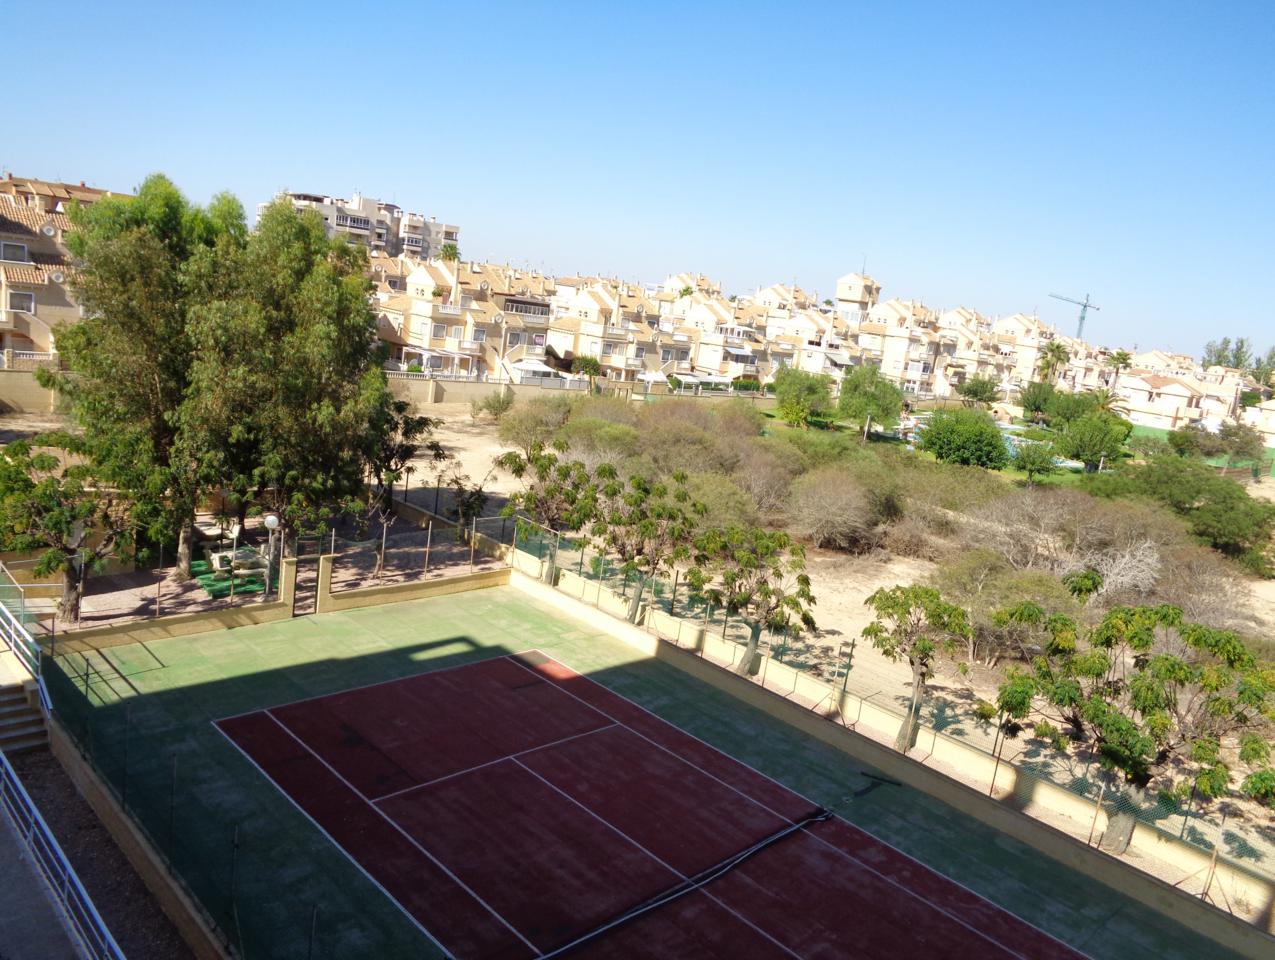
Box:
[50,271,65,283]
[41,223,57,236]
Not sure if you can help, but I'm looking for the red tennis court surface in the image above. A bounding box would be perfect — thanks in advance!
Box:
[216,651,1087,959]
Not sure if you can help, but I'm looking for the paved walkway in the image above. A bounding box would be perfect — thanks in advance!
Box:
[0,800,84,960]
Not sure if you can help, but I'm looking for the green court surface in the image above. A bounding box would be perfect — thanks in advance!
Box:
[45,586,1243,960]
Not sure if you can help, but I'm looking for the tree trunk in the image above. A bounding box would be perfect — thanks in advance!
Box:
[735,622,764,677]
[60,557,86,623]
[894,660,926,753]
[626,572,646,623]
[175,519,195,580]
[1098,783,1147,855]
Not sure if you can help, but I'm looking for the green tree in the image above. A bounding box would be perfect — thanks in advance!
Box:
[677,285,694,299]
[773,368,832,430]
[692,527,816,676]
[439,242,460,262]
[862,585,971,752]
[572,355,603,393]
[1037,340,1071,383]
[43,173,246,578]
[1087,387,1128,418]
[0,436,136,621]
[590,467,704,622]
[996,604,1274,853]
[917,409,1009,469]
[955,376,1001,406]
[838,364,903,440]
[1105,349,1133,388]
[1055,415,1127,472]
[180,201,390,541]
[364,400,445,578]
[1018,381,1055,423]
[1013,441,1058,485]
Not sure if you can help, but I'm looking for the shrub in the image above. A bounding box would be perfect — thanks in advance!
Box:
[788,465,900,552]
[573,394,638,425]
[773,368,832,428]
[733,378,762,393]
[405,361,422,373]
[498,396,572,457]
[955,376,1000,405]
[478,389,514,421]
[558,417,640,469]
[918,409,1009,469]
[730,441,800,514]
[881,515,949,561]
[1012,441,1058,484]
[875,446,1010,513]
[685,472,759,529]
[1018,381,1055,421]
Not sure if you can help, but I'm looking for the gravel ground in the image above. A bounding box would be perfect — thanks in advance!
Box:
[8,748,194,960]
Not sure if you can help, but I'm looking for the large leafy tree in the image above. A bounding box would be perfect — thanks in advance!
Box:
[862,585,971,752]
[838,363,903,440]
[589,467,704,622]
[1055,414,1128,472]
[41,174,246,577]
[0,436,137,620]
[954,375,1001,406]
[773,368,832,429]
[691,527,816,676]
[179,201,390,540]
[995,603,1274,853]
[1018,381,1055,423]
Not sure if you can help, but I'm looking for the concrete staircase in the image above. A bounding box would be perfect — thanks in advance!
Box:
[0,683,46,754]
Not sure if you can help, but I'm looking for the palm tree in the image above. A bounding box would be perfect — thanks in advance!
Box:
[1037,340,1071,383]
[1088,387,1128,417]
[1106,349,1133,388]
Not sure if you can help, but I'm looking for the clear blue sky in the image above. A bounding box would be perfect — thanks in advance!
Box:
[5,1,1272,356]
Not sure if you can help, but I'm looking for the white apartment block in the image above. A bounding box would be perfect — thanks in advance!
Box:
[262,190,459,259]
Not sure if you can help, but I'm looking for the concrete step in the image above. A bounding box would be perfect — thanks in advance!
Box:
[0,698,34,717]
[0,715,44,737]
[0,732,48,754]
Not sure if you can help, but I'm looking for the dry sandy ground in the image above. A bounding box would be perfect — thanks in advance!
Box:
[408,402,519,496]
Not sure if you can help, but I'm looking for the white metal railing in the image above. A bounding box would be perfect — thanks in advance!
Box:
[0,748,126,960]
[14,351,55,361]
[435,304,462,316]
[0,593,121,959]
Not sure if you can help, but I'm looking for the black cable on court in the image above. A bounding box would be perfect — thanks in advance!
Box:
[539,805,834,958]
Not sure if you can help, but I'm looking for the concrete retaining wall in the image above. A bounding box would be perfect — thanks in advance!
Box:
[314,558,508,613]
[46,720,230,960]
[0,370,58,413]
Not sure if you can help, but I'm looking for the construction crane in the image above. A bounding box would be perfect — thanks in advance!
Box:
[1049,292,1100,340]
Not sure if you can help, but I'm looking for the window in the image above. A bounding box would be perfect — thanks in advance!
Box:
[8,291,34,313]
[635,346,646,359]
[677,350,689,361]
[661,348,673,362]
[472,329,486,342]
[508,332,523,346]
[450,325,462,339]
[0,242,28,262]
[427,356,444,370]
[532,333,546,346]
[432,323,446,339]
[602,342,616,356]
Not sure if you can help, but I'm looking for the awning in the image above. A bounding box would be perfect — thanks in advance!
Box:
[636,370,668,383]
[673,373,700,384]
[724,346,755,358]
[693,371,734,385]
[512,358,559,375]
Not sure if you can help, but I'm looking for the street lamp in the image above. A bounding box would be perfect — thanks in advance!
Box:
[264,513,280,599]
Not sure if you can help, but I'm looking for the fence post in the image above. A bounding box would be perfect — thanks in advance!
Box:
[156,542,163,619]
[433,482,441,516]
[670,570,679,617]
[469,518,477,572]
[423,522,433,577]
[509,525,517,568]
[379,521,388,582]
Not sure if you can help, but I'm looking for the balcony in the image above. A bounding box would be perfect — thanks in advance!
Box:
[448,338,482,354]
[435,303,462,317]
[673,361,694,374]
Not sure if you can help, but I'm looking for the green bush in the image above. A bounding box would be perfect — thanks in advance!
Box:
[1054,414,1128,472]
[733,378,762,393]
[917,409,1009,469]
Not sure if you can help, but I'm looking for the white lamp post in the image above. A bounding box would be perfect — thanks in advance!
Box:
[264,513,280,598]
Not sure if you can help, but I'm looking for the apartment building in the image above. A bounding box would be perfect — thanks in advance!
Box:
[264,191,459,259]
[0,174,123,354]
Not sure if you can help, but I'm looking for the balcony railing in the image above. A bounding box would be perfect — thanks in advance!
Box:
[435,303,462,316]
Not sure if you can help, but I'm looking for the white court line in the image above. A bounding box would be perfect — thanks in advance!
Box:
[215,649,540,723]
[371,723,617,803]
[263,710,542,956]
[508,653,1079,960]
[509,756,803,959]
[210,722,456,960]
